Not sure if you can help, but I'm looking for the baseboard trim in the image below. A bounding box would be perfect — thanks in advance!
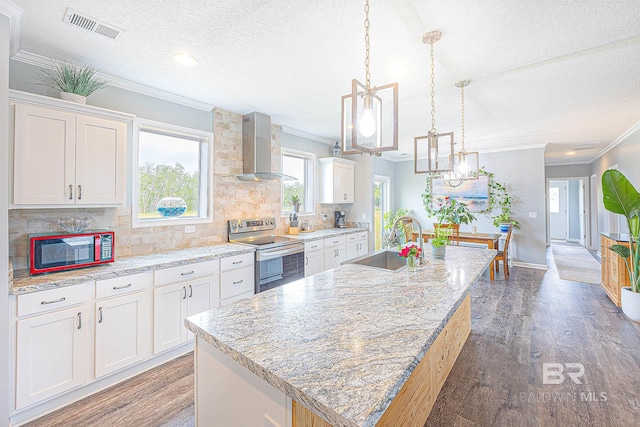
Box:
[513,261,548,270]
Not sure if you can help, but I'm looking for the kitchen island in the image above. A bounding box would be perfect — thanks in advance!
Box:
[185,246,495,426]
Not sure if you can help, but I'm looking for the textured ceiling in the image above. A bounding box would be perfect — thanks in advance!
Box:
[10,0,640,164]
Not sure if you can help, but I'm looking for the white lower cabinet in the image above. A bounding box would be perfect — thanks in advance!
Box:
[324,235,347,270]
[153,274,217,354]
[220,252,255,306]
[94,273,149,379]
[15,285,87,410]
[304,240,325,277]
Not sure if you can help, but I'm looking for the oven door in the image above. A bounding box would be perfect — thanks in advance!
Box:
[255,244,305,293]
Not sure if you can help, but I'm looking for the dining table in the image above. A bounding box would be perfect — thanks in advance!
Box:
[411,230,502,281]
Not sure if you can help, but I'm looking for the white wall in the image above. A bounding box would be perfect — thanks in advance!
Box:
[393,147,548,266]
[0,6,13,426]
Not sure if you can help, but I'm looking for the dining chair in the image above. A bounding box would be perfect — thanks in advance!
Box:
[403,219,415,242]
[494,224,513,279]
[433,223,460,245]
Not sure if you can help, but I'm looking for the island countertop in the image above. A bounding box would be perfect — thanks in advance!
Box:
[185,246,496,427]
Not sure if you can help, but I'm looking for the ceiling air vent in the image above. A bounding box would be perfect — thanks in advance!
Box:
[62,8,125,40]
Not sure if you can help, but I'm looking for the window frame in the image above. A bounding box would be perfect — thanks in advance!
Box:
[281,148,316,216]
[132,118,213,228]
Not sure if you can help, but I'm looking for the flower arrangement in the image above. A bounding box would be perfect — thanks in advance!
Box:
[436,196,476,225]
[398,244,422,270]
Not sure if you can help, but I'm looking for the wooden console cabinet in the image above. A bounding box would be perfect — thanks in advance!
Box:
[600,234,630,307]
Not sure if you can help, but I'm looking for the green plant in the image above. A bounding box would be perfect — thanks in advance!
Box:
[480,168,520,229]
[382,208,414,247]
[602,170,640,293]
[430,226,450,248]
[436,196,476,225]
[289,195,301,205]
[39,59,108,96]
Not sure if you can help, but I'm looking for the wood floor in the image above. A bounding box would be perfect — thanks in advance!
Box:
[24,245,640,427]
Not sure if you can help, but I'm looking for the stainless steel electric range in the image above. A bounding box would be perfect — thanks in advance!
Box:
[228,217,304,294]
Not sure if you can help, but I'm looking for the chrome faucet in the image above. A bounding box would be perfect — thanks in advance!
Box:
[390,215,425,265]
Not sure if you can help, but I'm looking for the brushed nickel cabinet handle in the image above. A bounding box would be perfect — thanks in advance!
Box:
[41,297,66,305]
[68,185,73,200]
[183,286,187,299]
[305,256,308,265]
[232,280,243,285]
[180,271,194,276]
[113,283,132,290]
[232,260,243,265]
[77,184,82,200]
[344,193,347,200]
[189,284,193,298]
[98,307,103,323]
[77,312,82,329]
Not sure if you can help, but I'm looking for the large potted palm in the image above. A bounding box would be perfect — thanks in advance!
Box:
[602,170,640,321]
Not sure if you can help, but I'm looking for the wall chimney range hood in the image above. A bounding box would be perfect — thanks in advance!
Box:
[236,112,296,181]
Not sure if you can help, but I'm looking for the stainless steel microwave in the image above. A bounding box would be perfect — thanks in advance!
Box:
[28,231,115,275]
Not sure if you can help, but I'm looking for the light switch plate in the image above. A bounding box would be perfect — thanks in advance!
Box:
[185,225,196,233]
[361,212,367,220]
[528,212,538,219]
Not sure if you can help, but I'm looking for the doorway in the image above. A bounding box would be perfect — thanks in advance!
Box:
[547,178,590,248]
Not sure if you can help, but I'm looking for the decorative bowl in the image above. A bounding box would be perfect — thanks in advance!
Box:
[157,197,187,217]
[57,217,92,233]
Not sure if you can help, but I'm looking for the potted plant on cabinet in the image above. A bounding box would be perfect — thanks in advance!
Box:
[602,169,640,322]
[39,59,108,104]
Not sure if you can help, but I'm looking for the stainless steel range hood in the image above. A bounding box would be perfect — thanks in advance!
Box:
[236,112,296,181]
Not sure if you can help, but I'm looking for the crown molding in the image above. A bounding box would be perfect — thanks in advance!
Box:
[591,119,640,163]
[12,50,216,112]
[0,0,23,55]
[282,126,336,145]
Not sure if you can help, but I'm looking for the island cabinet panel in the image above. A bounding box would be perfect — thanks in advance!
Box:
[600,234,630,307]
[291,293,472,427]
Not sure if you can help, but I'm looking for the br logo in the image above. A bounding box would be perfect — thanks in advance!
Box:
[543,363,585,385]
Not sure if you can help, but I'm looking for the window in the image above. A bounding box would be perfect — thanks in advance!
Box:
[549,187,560,214]
[374,176,391,250]
[132,118,213,227]
[282,149,315,215]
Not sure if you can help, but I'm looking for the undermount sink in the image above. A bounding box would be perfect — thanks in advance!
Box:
[343,250,407,272]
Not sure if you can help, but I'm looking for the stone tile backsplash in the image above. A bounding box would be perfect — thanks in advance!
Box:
[9,108,350,270]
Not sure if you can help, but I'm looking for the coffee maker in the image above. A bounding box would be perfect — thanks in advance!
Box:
[334,210,346,228]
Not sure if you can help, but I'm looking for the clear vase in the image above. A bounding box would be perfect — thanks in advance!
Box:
[406,256,416,272]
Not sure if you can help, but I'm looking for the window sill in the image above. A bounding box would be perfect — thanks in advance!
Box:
[132,216,212,228]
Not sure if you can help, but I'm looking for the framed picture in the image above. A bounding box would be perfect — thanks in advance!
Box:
[432,175,490,212]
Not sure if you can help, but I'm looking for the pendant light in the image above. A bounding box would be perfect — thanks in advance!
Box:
[441,80,479,187]
[341,0,398,155]
[414,31,454,174]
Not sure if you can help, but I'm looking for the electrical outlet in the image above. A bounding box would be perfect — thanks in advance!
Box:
[528,212,538,219]
[185,225,196,233]
[322,213,328,221]
[361,212,367,220]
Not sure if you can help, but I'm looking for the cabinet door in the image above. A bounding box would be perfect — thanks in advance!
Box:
[324,246,346,270]
[186,276,214,340]
[95,292,148,378]
[346,242,359,261]
[16,306,85,409]
[305,250,324,277]
[13,104,76,205]
[75,115,126,205]
[339,162,355,203]
[153,282,186,354]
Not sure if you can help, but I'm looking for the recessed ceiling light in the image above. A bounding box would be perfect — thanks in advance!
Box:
[566,151,576,156]
[173,53,197,66]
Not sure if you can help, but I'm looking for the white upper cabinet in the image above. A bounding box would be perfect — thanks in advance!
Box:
[318,158,355,204]
[10,91,132,207]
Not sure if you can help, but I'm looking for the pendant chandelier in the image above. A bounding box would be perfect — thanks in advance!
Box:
[414,30,455,174]
[341,0,398,155]
[441,80,479,187]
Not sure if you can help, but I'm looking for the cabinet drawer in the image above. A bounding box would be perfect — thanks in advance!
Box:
[95,272,149,300]
[358,232,368,241]
[324,235,346,248]
[346,233,358,242]
[154,260,218,287]
[220,252,254,272]
[304,240,324,253]
[220,266,254,300]
[17,284,86,317]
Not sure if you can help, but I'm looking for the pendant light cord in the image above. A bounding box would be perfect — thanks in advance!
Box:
[364,0,371,91]
[460,82,465,151]
[429,40,436,134]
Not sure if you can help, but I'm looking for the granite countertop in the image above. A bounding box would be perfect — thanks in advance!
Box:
[600,232,630,242]
[286,227,368,242]
[10,243,254,295]
[185,246,496,427]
